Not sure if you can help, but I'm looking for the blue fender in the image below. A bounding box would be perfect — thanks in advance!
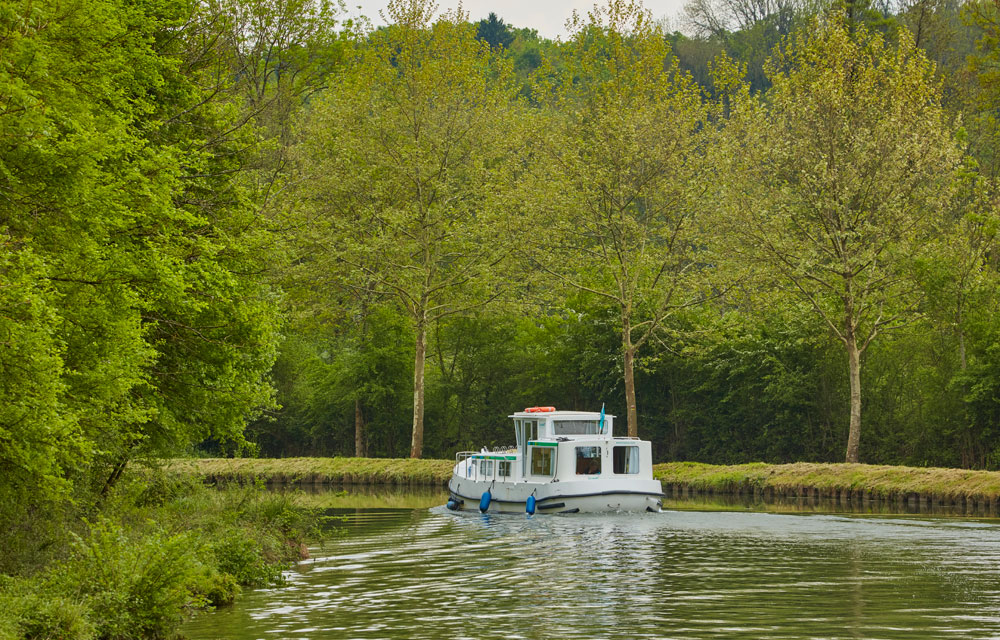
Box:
[479,490,492,513]
[526,495,536,515]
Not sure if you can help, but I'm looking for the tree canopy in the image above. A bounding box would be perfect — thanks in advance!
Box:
[5,0,1000,542]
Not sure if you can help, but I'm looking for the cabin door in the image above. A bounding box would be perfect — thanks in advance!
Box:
[520,419,537,477]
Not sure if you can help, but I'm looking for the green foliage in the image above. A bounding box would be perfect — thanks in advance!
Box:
[249,306,413,457]
[68,521,205,639]
[717,15,963,461]
[957,337,1000,466]
[0,246,81,497]
[476,12,514,50]
[0,0,290,537]
[254,1,1000,472]
[12,9,1000,637]
[0,476,316,640]
[291,0,523,457]
[529,0,716,437]
[211,529,284,588]
[198,571,242,608]
[0,576,95,640]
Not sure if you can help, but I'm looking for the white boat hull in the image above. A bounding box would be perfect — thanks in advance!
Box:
[447,476,664,514]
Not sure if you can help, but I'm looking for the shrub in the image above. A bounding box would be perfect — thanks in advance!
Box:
[0,576,94,640]
[66,520,207,640]
[194,570,241,608]
[0,474,319,639]
[210,529,284,588]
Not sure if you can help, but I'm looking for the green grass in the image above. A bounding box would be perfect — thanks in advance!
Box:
[166,457,454,486]
[168,457,1000,502]
[652,462,1000,501]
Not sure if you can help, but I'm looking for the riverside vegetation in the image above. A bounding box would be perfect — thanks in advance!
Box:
[0,473,318,640]
[7,0,1000,636]
[173,457,1000,507]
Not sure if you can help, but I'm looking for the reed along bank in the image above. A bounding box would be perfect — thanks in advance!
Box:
[170,458,1000,511]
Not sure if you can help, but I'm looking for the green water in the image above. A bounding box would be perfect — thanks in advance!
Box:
[184,497,1000,639]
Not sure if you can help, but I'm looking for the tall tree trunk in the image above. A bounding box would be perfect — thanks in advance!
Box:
[845,334,862,463]
[958,303,971,467]
[410,312,427,458]
[354,398,365,458]
[958,303,967,371]
[622,314,638,438]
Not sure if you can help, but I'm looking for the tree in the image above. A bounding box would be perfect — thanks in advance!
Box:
[295,0,521,458]
[0,0,298,571]
[683,0,800,37]
[529,0,714,438]
[476,12,514,50]
[718,17,962,462]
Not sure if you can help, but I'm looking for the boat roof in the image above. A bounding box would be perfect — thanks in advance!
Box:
[507,409,615,419]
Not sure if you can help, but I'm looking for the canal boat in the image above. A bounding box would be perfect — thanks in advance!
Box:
[446,407,664,514]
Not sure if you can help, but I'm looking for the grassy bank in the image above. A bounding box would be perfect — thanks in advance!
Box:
[653,461,1000,504]
[171,457,1000,505]
[167,457,454,486]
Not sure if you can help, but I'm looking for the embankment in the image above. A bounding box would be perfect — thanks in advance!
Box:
[654,461,1000,511]
[167,456,454,486]
[168,457,1000,511]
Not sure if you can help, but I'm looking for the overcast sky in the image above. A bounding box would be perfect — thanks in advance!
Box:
[342,1,690,39]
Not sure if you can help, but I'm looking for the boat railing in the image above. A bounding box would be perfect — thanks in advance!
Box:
[456,447,517,463]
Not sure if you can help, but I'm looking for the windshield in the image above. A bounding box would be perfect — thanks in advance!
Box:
[553,420,599,435]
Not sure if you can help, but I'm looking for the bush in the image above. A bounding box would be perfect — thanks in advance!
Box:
[194,571,241,608]
[0,576,94,640]
[210,529,283,588]
[66,520,207,640]
[0,475,319,639]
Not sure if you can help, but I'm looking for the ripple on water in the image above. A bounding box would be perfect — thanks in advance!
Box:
[183,507,1000,640]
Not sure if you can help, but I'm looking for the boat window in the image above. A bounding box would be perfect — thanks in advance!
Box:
[525,420,538,441]
[613,446,639,474]
[575,446,602,475]
[555,420,600,435]
[515,420,523,447]
[480,460,494,478]
[469,459,477,478]
[530,447,553,476]
[498,461,511,477]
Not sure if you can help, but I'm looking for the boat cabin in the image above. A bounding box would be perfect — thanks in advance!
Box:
[456,406,652,486]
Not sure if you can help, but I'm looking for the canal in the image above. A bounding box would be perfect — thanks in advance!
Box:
[183,488,1000,639]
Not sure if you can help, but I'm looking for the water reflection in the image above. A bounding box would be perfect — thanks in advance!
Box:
[184,506,1000,639]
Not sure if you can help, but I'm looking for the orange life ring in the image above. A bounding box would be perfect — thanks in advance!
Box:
[524,406,556,413]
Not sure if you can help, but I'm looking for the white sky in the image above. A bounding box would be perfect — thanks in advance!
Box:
[342,1,690,40]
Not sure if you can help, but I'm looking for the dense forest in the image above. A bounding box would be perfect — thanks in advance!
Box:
[251,0,1000,470]
[5,0,1000,557]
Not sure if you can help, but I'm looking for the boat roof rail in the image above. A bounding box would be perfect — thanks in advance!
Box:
[508,410,616,419]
